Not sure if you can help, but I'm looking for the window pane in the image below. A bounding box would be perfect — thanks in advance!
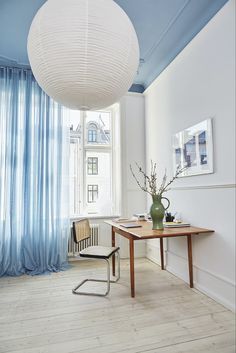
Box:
[88,127,97,142]
[85,111,111,145]
[86,151,112,214]
[87,157,98,175]
[87,185,98,203]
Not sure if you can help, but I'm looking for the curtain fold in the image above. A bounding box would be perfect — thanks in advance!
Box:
[0,67,70,276]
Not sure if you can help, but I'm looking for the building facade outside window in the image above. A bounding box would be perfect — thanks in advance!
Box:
[68,105,120,217]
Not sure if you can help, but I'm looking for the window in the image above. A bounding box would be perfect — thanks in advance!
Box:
[87,157,98,175]
[88,123,97,142]
[68,106,120,217]
[87,185,98,203]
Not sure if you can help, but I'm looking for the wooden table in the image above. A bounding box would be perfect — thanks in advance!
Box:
[105,220,214,298]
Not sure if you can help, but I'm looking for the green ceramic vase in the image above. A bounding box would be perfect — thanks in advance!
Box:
[150,195,170,230]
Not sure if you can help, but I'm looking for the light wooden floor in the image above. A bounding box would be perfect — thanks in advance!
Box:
[0,258,235,353]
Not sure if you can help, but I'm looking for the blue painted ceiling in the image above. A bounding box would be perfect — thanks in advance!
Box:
[0,0,229,92]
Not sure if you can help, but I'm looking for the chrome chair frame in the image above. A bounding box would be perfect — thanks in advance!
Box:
[72,252,120,297]
[71,219,120,297]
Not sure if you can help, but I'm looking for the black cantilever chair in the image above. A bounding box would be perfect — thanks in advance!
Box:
[72,218,120,296]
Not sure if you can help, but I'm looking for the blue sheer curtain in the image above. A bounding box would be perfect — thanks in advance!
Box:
[0,67,70,276]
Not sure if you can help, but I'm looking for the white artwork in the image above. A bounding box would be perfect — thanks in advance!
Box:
[173,118,213,177]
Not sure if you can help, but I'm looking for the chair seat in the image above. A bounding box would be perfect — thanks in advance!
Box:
[79,246,120,259]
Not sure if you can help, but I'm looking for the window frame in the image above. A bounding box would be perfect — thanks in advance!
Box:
[69,104,121,217]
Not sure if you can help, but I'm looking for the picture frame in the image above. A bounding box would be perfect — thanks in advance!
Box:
[172,118,213,177]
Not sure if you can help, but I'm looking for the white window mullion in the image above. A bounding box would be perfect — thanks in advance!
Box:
[112,104,121,215]
[81,111,86,213]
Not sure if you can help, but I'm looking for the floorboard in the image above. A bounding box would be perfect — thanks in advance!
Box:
[0,258,235,353]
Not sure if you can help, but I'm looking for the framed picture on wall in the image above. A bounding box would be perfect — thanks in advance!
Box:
[172,118,213,177]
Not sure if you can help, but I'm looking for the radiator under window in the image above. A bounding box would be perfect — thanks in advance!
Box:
[68,223,99,255]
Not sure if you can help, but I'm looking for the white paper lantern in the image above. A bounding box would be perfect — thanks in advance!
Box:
[27,0,139,110]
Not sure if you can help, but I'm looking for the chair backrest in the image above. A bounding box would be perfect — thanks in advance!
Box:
[73,218,91,244]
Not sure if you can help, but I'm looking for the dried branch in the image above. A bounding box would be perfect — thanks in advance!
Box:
[135,162,152,190]
[159,168,167,195]
[130,164,152,195]
[130,161,188,197]
[160,165,187,194]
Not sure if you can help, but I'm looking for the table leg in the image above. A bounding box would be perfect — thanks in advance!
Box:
[160,237,165,270]
[112,227,115,276]
[129,238,135,298]
[187,235,193,288]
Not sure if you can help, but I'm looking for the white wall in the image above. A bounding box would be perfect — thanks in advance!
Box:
[144,0,235,311]
[119,93,146,258]
[97,93,146,258]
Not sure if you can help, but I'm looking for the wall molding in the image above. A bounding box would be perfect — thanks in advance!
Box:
[125,92,144,97]
[166,250,236,288]
[146,253,161,267]
[166,264,236,313]
[143,0,190,61]
[147,247,236,311]
[0,55,30,69]
[171,183,236,191]
[194,282,235,313]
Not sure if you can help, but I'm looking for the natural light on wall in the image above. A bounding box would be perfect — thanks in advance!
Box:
[27,0,139,111]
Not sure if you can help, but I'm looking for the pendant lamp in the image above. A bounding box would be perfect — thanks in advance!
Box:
[27,0,139,110]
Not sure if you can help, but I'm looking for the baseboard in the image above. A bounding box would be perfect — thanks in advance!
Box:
[146,247,235,312]
[146,243,162,266]
[146,253,161,267]
[194,281,236,313]
[167,250,235,287]
[166,249,235,312]
[166,264,236,313]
